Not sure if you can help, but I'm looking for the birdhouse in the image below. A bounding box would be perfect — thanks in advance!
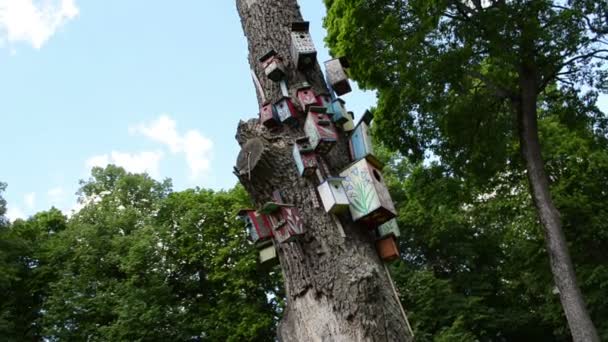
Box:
[316,93,334,115]
[296,84,319,112]
[331,99,349,125]
[376,235,400,262]
[259,243,279,267]
[325,57,352,96]
[304,106,338,154]
[260,191,305,244]
[317,177,349,214]
[291,22,317,70]
[274,96,298,125]
[259,49,286,82]
[378,218,401,239]
[292,136,318,177]
[350,110,382,168]
[340,158,396,227]
[238,209,273,244]
[342,111,355,132]
[259,102,279,128]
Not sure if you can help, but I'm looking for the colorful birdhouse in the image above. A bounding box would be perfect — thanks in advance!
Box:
[350,110,382,168]
[259,243,279,267]
[378,218,401,239]
[259,102,279,128]
[291,22,317,70]
[331,99,349,125]
[325,57,352,96]
[259,49,286,82]
[304,106,338,154]
[292,136,318,177]
[376,235,400,262]
[274,96,298,125]
[296,84,319,112]
[342,111,356,132]
[316,93,334,115]
[317,177,349,214]
[238,209,273,244]
[260,191,305,244]
[340,158,396,227]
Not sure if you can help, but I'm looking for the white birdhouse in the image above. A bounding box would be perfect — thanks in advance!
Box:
[317,177,349,214]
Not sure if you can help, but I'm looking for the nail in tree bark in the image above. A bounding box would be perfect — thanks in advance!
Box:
[234,0,414,341]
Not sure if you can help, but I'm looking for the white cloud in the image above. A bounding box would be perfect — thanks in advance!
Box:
[24,192,36,209]
[6,205,25,222]
[131,115,213,179]
[86,151,164,178]
[0,0,79,49]
[48,186,64,198]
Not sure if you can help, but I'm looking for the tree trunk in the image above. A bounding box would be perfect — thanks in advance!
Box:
[517,71,599,342]
[234,1,413,341]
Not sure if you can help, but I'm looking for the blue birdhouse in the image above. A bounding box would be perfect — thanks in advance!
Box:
[331,99,349,125]
[349,110,382,167]
[274,96,298,126]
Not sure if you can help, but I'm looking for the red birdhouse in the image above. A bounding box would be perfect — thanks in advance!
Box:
[292,136,318,177]
[238,209,273,244]
[260,191,305,244]
[259,102,279,128]
[259,49,286,82]
[303,106,337,154]
[376,235,400,262]
[296,84,319,112]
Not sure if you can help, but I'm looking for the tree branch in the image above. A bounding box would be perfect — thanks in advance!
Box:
[468,71,516,100]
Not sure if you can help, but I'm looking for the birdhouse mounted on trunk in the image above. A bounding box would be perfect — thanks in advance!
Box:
[238,209,273,244]
[340,158,396,227]
[350,110,382,168]
[259,49,287,82]
[258,242,279,267]
[377,218,401,239]
[304,106,338,154]
[296,84,319,112]
[331,99,349,125]
[376,235,400,262]
[292,136,318,177]
[324,57,352,96]
[317,177,350,214]
[260,191,305,244]
[274,96,298,125]
[342,111,356,132]
[291,21,317,70]
[259,102,279,128]
[316,93,333,115]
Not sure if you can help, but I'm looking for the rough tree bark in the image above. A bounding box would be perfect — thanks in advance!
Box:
[517,69,600,342]
[234,0,413,341]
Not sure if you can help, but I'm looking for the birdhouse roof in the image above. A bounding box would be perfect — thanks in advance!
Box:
[291,21,310,32]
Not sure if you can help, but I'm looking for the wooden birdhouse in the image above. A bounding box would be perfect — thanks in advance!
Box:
[342,111,355,132]
[274,96,298,125]
[304,106,338,154]
[238,209,273,244]
[259,49,287,82]
[349,110,382,168]
[259,242,279,267]
[260,191,305,244]
[331,99,349,125]
[259,102,279,128]
[325,57,352,96]
[317,177,349,214]
[316,93,333,115]
[296,84,319,112]
[376,235,400,262]
[340,158,396,227]
[291,22,317,70]
[292,136,318,177]
[378,218,401,239]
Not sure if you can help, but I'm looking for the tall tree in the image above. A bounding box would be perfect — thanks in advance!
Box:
[234,0,412,340]
[324,1,606,340]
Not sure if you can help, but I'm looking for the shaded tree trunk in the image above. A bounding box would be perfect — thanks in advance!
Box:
[234,0,413,341]
[517,70,599,342]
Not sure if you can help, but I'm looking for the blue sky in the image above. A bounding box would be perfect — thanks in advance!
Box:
[0,0,376,221]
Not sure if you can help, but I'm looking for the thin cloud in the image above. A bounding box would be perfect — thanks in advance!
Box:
[24,192,36,209]
[86,151,164,178]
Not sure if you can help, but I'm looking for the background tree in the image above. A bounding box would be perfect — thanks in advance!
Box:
[324,1,607,340]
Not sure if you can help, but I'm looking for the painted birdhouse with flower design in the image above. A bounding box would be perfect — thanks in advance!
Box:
[377,218,401,239]
[349,110,382,168]
[274,96,298,125]
[304,106,337,154]
[259,102,279,128]
[291,21,317,70]
[340,158,396,227]
[238,209,273,244]
[259,49,287,82]
[376,235,400,262]
[331,98,349,125]
[292,136,318,177]
[260,191,305,244]
[325,57,352,96]
[296,84,319,112]
[317,177,349,214]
